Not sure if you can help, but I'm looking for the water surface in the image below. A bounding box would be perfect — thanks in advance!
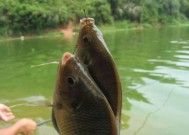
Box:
[0,26,189,135]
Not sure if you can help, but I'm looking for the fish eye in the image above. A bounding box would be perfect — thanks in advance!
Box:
[83,34,91,42]
[67,76,76,87]
[70,101,80,109]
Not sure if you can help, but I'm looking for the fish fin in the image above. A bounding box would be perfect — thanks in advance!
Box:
[52,110,60,133]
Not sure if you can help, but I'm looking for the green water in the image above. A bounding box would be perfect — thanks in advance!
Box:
[0,26,189,135]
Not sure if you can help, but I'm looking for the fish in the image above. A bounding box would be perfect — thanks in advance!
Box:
[52,52,117,135]
[74,18,122,133]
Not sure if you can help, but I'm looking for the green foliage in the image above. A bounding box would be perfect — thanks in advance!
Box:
[0,0,189,35]
[0,0,68,35]
[86,0,113,24]
[0,0,112,35]
[180,0,189,18]
[109,0,189,23]
[141,0,159,23]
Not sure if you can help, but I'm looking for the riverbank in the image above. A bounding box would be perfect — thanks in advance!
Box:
[0,21,189,42]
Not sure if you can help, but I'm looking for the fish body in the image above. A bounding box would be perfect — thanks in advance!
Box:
[52,52,117,135]
[75,18,122,133]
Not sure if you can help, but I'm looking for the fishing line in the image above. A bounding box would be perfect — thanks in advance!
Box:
[30,61,59,68]
[72,43,78,54]
[37,118,52,127]
[9,101,53,108]
[9,103,39,108]
[133,86,175,135]
[83,9,88,18]
[72,8,88,54]
[125,75,169,93]
[10,104,53,126]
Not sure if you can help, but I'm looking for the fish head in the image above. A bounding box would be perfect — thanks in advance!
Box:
[54,53,80,110]
[54,52,85,112]
[52,52,118,135]
[76,18,110,65]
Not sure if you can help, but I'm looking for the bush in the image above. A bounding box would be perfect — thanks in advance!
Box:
[0,0,114,35]
[0,0,189,36]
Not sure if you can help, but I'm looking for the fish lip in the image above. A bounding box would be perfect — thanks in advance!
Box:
[80,18,94,27]
[62,52,74,65]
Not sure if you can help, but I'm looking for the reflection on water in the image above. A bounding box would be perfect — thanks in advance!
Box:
[113,27,189,135]
[0,26,189,135]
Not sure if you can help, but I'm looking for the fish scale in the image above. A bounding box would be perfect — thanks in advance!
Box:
[52,53,117,135]
[61,100,113,134]
[75,18,122,134]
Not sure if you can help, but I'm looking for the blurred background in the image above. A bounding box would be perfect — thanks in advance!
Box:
[0,0,189,135]
[0,0,189,36]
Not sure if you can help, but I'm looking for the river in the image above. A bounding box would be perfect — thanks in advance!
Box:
[0,26,189,135]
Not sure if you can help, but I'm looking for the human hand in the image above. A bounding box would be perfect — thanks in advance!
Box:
[0,104,15,121]
[15,118,37,135]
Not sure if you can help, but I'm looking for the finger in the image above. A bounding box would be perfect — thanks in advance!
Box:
[6,113,15,120]
[0,112,15,121]
[0,104,11,111]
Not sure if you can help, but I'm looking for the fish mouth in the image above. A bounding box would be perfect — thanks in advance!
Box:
[62,52,74,65]
[80,18,94,27]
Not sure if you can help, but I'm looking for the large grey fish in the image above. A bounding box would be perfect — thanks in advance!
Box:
[52,52,117,135]
[74,18,122,133]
